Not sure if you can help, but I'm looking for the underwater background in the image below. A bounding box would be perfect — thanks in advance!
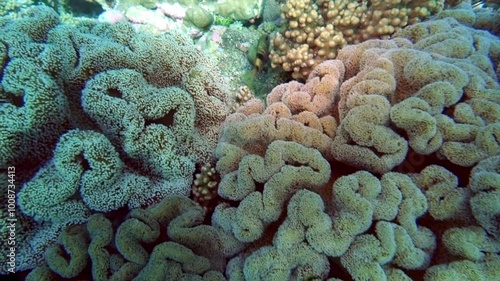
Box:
[1,0,499,280]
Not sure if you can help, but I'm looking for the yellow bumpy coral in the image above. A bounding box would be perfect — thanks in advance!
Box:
[270,0,444,80]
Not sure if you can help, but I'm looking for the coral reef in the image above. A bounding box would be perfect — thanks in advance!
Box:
[22,156,500,280]
[230,85,255,112]
[209,5,498,280]
[270,0,445,79]
[1,2,499,281]
[218,59,343,163]
[25,195,227,281]
[0,5,229,273]
[191,162,220,212]
[332,15,499,173]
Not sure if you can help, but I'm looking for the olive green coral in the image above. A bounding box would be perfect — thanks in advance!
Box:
[44,225,89,278]
[468,155,500,239]
[184,6,214,30]
[27,195,227,280]
[82,68,196,201]
[17,129,140,224]
[425,255,500,281]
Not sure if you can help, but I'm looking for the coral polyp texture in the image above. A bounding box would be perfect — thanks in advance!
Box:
[270,0,445,80]
[0,5,229,273]
[1,2,500,281]
[25,195,228,281]
[332,15,500,174]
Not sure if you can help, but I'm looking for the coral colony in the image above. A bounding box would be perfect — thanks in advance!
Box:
[0,0,499,280]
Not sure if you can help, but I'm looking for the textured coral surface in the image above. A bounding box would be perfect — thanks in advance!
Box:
[1,2,499,281]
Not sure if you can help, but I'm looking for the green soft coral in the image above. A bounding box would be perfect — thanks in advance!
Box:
[27,195,228,280]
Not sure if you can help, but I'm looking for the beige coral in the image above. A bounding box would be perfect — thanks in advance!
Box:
[270,0,444,79]
[191,162,220,212]
[217,60,344,166]
[213,140,331,243]
[330,16,500,173]
[230,85,254,113]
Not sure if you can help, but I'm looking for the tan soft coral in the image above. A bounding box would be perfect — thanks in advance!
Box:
[217,60,344,166]
[330,16,500,173]
[213,140,331,243]
[270,0,444,80]
[411,165,472,222]
[396,18,500,167]
[268,59,344,116]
